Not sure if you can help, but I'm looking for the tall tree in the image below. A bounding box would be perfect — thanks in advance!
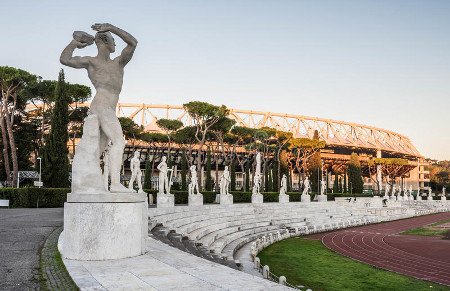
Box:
[205,148,212,191]
[42,70,70,188]
[143,158,152,190]
[156,118,183,165]
[348,153,364,194]
[180,150,188,191]
[183,101,228,182]
[309,152,322,194]
[0,66,37,186]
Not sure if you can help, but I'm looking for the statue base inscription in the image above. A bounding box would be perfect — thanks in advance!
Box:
[61,192,147,260]
[188,194,203,206]
[157,194,175,208]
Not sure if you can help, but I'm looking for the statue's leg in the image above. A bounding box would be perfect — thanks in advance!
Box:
[137,172,143,191]
[97,110,131,193]
[129,173,136,190]
[158,174,164,194]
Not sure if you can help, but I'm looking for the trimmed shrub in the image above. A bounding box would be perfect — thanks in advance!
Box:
[0,188,69,208]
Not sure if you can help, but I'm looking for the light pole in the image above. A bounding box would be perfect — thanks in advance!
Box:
[37,157,42,188]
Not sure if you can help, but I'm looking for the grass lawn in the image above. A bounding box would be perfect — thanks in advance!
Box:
[401,218,450,237]
[258,238,449,291]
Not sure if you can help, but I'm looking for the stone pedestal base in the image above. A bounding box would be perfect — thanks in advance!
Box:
[62,193,147,261]
[252,193,264,204]
[220,194,233,205]
[398,196,404,201]
[317,194,327,202]
[278,194,289,203]
[157,194,175,208]
[389,195,396,200]
[427,196,433,201]
[188,194,203,206]
[301,194,311,202]
[416,195,422,201]
[441,196,447,201]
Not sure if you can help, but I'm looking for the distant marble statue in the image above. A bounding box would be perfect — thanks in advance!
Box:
[442,186,446,197]
[320,180,326,195]
[219,166,233,205]
[279,174,289,203]
[427,187,433,201]
[157,156,172,195]
[188,165,200,195]
[128,151,144,193]
[408,185,413,200]
[391,184,397,200]
[61,23,138,194]
[280,174,287,195]
[252,152,264,203]
[301,176,311,202]
[302,177,311,195]
[188,165,203,206]
[384,182,390,197]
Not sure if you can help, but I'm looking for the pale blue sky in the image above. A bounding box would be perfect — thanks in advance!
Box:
[2,0,449,160]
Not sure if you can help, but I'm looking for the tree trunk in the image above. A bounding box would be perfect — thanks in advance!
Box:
[0,109,11,185]
[3,101,18,187]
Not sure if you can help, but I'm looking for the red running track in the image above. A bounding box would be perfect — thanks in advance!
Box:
[309,212,450,286]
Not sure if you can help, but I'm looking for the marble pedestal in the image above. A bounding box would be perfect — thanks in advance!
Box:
[62,193,147,261]
[220,194,233,205]
[441,196,446,201]
[427,196,433,201]
[398,196,404,201]
[389,195,396,200]
[188,194,203,206]
[252,193,264,204]
[416,195,422,201]
[278,194,289,203]
[317,194,327,202]
[157,194,175,208]
[301,194,311,202]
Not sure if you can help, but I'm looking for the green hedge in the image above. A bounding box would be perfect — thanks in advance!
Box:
[0,188,69,208]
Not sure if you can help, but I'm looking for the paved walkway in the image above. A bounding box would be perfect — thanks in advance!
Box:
[0,208,63,291]
[309,212,450,286]
[64,237,291,290]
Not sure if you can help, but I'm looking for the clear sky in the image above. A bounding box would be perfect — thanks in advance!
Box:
[2,0,449,160]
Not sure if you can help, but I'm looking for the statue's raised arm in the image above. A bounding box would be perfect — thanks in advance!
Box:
[60,32,93,69]
[91,23,138,67]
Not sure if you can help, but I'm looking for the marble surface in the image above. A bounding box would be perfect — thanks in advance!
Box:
[157,194,175,208]
[188,194,203,206]
[252,193,264,204]
[62,200,147,260]
[64,237,290,290]
[301,194,311,202]
[278,194,289,203]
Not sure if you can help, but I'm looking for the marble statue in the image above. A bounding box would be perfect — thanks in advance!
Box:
[219,166,233,205]
[279,174,289,203]
[384,182,390,197]
[408,185,413,200]
[320,180,326,195]
[128,151,144,193]
[61,23,138,194]
[302,176,311,195]
[391,183,397,200]
[188,165,200,195]
[188,165,203,206]
[280,174,287,195]
[301,176,311,202]
[61,24,148,261]
[157,156,172,195]
[252,152,264,203]
[442,186,446,197]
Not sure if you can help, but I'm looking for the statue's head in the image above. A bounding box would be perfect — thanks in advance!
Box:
[95,32,116,53]
[224,166,228,171]
[162,156,167,162]
[134,151,140,158]
[190,165,196,171]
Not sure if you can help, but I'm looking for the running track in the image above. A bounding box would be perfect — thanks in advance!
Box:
[309,212,450,286]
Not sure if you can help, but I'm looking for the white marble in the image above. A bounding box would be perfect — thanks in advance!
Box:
[220,166,231,196]
[188,194,203,206]
[301,194,311,202]
[317,194,327,202]
[61,23,137,194]
[278,194,289,203]
[252,193,264,204]
[157,194,175,208]
[220,194,233,205]
[62,197,147,260]
[128,150,145,193]
[64,237,290,291]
